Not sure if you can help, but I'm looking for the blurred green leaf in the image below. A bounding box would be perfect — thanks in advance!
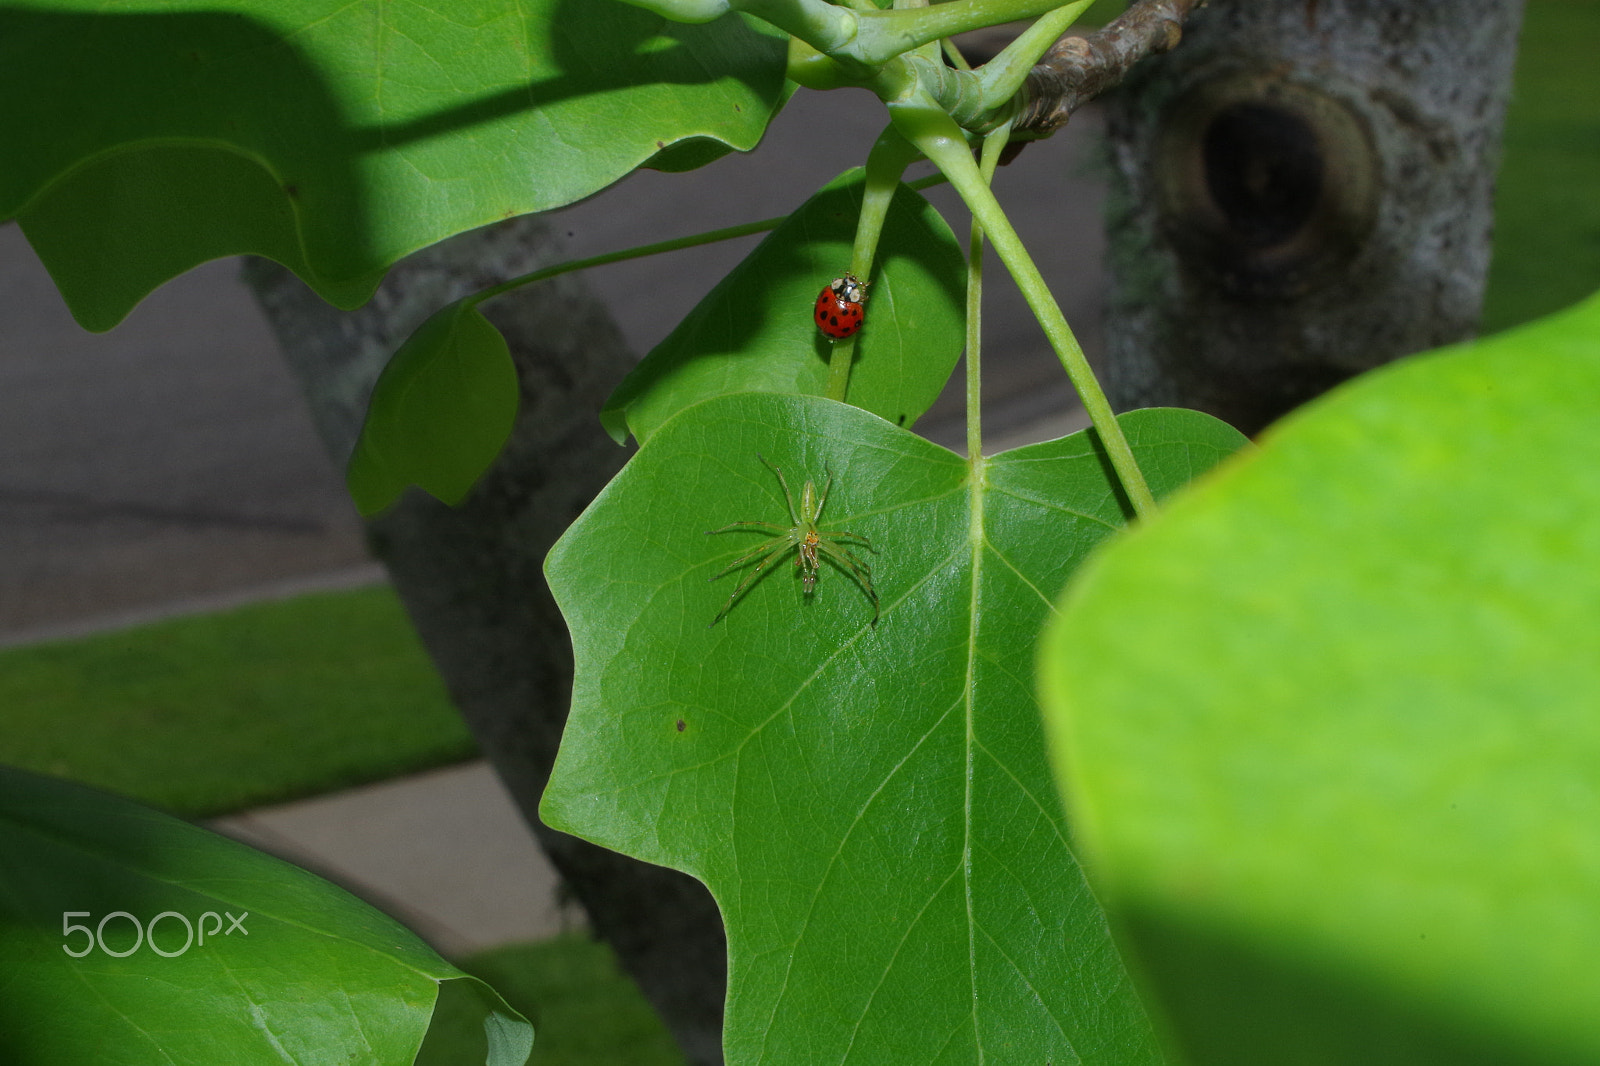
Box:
[1483,1,1600,331]
[1,1,786,330]
[347,299,518,516]
[601,171,966,444]
[543,391,1245,1064]
[0,766,531,1066]
[1039,292,1600,1065]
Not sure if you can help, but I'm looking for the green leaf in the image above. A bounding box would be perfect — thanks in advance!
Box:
[1039,292,1600,1066]
[0,765,532,1066]
[601,171,966,445]
[1,2,786,330]
[347,299,518,517]
[542,392,1246,1064]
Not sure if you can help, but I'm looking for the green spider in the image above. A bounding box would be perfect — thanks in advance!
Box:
[706,454,879,627]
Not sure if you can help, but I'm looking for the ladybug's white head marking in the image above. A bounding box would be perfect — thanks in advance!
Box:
[831,273,866,306]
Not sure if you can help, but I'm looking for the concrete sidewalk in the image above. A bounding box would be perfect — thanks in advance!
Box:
[208,760,585,958]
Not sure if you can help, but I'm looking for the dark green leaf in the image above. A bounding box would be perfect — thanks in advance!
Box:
[1,2,787,329]
[347,299,518,516]
[601,171,967,444]
[0,766,531,1066]
[1039,292,1600,1066]
[543,392,1245,1064]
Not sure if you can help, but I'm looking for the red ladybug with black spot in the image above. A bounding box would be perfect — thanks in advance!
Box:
[814,272,867,340]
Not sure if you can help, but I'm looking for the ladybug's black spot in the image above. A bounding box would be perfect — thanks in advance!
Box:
[830,315,840,326]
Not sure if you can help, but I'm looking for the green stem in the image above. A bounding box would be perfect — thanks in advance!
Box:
[461,173,947,310]
[892,0,945,65]
[941,35,973,72]
[890,96,1158,519]
[736,0,859,52]
[965,123,1011,464]
[468,217,779,309]
[612,0,731,23]
[827,125,923,403]
[913,1,1093,131]
[976,0,1092,111]
[849,0,1081,66]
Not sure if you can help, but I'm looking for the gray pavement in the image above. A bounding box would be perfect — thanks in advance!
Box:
[0,89,1109,954]
[209,761,584,957]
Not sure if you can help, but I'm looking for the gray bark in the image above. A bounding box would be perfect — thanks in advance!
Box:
[1101,0,1526,434]
[242,219,727,1066]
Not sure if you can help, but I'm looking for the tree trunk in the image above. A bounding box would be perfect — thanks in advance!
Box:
[242,219,727,1066]
[1101,0,1526,435]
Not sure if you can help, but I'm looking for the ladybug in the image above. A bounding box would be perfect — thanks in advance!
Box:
[814,272,867,340]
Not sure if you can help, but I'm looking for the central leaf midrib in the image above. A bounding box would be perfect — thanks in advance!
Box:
[963,457,986,1064]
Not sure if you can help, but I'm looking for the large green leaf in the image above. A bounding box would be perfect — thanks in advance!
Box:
[1,1,786,330]
[346,298,518,516]
[0,765,532,1066]
[601,171,967,445]
[542,392,1246,1064]
[1039,292,1600,1065]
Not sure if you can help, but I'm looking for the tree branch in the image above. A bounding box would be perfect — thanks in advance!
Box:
[1014,0,1203,137]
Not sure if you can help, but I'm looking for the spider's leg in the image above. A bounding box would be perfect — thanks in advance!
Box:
[813,468,832,524]
[710,533,794,580]
[707,520,789,535]
[760,453,801,526]
[817,528,872,551]
[816,540,880,626]
[710,540,794,625]
[825,543,874,582]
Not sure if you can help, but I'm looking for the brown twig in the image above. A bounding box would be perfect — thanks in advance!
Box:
[1014,0,1204,137]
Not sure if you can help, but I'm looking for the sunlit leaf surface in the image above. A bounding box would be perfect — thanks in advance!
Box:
[543,391,1245,1064]
[1041,292,1600,1066]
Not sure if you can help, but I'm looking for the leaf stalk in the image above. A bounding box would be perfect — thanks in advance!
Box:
[965,123,1011,464]
[888,92,1157,518]
[828,125,923,403]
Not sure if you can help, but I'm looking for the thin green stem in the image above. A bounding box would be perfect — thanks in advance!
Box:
[966,122,1011,464]
[464,175,947,311]
[827,124,924,403]
[976,0,1092,111]
[849,0,1078,66]
[889,95,1157,519]
[469,217,776,309]
[914,2,1093,131]
[941,35,973,72]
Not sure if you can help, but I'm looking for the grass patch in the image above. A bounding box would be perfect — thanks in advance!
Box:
[0,584,476,818]
[419,935,687,1066]
[1483,0,1600,331]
